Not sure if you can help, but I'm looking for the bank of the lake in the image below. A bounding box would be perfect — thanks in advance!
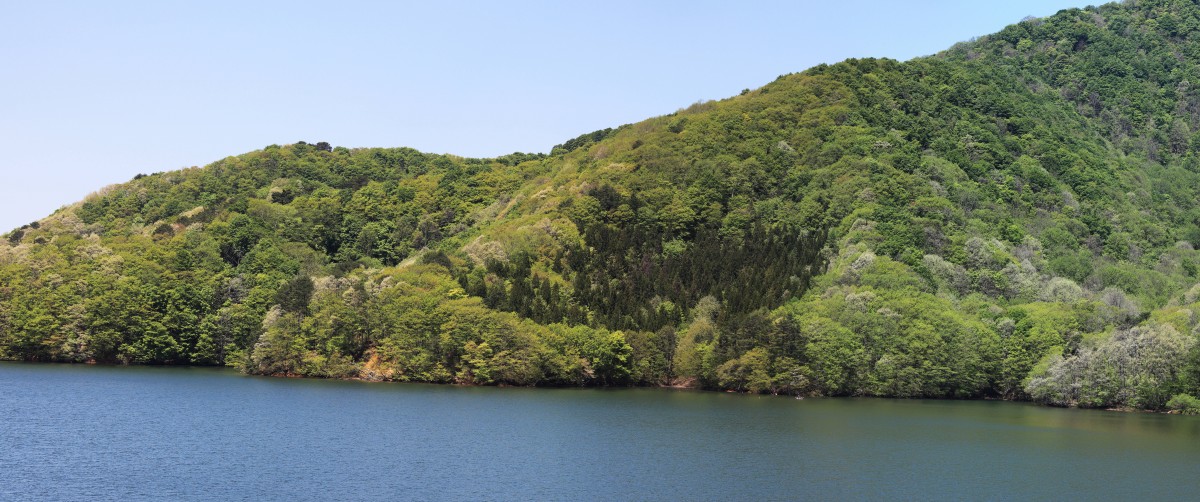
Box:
[79,361,1198,416]
[3,362,1199,501]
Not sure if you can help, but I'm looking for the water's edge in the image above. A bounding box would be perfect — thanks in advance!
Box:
[4,359,1186,416]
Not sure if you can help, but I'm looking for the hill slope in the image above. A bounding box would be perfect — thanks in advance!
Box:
[7,0,1200,411]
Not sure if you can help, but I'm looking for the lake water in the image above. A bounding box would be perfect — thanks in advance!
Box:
[2,362,1199,501]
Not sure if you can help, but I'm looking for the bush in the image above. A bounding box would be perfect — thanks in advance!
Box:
[1026,324,1196,409]
[1167,394,1200,415]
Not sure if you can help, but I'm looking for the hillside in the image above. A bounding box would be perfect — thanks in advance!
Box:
[6,0,1200,411]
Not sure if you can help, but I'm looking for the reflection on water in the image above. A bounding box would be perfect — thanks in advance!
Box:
[2,362,1199,500]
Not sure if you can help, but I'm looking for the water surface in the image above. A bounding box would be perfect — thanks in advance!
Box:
[2,362,1198,500]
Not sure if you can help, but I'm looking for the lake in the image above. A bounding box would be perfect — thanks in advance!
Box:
[2,362,1199,501]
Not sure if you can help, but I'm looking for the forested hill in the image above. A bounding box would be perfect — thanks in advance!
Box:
[8,0,1200,412]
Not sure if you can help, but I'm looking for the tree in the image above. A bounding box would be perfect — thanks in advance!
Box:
[274,274,314,314]
[717,347,773,393]
[593,331,633,385]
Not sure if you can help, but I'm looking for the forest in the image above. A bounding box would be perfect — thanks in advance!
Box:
[7,0,1200,413]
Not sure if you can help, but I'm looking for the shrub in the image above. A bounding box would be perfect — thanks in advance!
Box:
[1167,394,1200,415]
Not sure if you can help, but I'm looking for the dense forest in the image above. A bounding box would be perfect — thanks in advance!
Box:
[10,0,1200,412]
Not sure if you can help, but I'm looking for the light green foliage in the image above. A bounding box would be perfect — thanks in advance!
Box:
[995,303,1082,398]
[772,252,1001,398]
[796,313,865,395]
[588,331,634,386]
[1167,393,1200,415]
[672,297,721,385]
[717,347,773,393]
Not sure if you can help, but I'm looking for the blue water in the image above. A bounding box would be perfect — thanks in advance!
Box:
[2,362,1199,501]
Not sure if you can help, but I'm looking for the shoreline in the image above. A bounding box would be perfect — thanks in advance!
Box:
[3,358,1191,415]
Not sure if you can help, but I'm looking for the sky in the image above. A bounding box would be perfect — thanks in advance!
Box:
[0,0,1087,232]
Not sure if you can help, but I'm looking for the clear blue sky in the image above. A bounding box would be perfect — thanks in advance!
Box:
[0,0,1087,232]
